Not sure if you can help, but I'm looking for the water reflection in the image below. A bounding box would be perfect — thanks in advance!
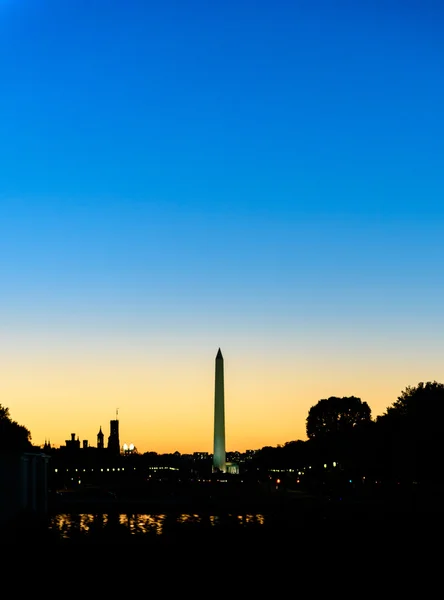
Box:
[51,513,109,538]
[119,513,166,535]
[49,513,265,538]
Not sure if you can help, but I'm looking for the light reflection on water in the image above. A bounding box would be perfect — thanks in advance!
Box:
[50,513,265,538]
[119,513,166,535]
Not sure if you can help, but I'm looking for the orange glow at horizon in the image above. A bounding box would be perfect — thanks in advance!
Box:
[2,331,444,454]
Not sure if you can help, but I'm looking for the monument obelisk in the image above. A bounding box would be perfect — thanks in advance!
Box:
[213,348,226,473]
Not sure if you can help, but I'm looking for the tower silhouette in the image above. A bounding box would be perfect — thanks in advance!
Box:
[108,419,120,455]
[97,426,104,450]
[213,348,226,473]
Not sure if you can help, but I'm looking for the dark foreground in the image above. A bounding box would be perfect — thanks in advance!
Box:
[2,486,444,546]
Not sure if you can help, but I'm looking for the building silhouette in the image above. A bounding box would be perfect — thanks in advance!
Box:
[97,426,104,450]
[108,420,120,455]
[65,433,80,452]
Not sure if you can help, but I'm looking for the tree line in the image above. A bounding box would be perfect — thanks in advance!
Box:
[252,381,444,485]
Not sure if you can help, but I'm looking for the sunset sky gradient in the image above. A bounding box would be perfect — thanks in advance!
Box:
[1,1,443,452]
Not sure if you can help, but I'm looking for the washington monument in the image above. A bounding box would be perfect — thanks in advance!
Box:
[213,348,226,473]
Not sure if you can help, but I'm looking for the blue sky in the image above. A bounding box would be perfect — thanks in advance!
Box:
[1,0,443,214]
[1,1,443,450]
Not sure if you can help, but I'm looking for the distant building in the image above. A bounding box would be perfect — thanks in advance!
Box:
[226,462,239,475]
[97,426,104,450]
[108,420,120,455]
[65,433,80,452]
[82,440,88,449]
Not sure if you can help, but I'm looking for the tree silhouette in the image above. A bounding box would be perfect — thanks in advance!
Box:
[381,381,444,422]
[0,404,32,454]
[306,396,371,439]
[376,381,444,482]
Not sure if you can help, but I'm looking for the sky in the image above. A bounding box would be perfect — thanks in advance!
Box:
[1,0,443,453]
